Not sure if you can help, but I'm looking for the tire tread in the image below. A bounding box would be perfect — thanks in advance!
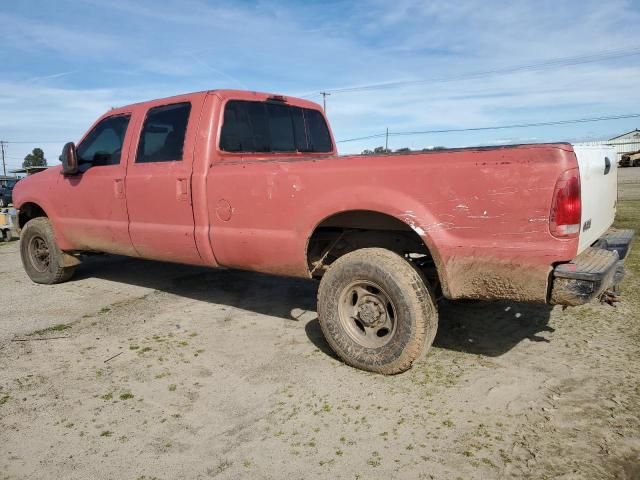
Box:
[317,248,438,374]
[20,217,76,284]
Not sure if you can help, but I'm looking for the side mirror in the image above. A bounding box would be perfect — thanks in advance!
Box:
[61,142,79,175]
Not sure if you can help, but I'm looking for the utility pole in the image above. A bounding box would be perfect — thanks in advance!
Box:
[385,128,389,152]
[0,141,6,177]
[320,91,331,113]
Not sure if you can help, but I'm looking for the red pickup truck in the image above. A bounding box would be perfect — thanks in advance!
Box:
[13,89,634,374]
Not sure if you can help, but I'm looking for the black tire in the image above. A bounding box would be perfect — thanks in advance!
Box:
[317,248,438,374]
[20,217,76,284]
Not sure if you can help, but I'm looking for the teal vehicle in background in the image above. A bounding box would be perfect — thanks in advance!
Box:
[0,177,18,207]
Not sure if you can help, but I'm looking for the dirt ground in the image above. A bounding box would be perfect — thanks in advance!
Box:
[0,201,638,480]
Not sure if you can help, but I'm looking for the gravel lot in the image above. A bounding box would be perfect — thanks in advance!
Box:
[0,201,638,480]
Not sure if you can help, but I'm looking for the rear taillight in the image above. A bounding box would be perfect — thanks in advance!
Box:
[550,168,581,238]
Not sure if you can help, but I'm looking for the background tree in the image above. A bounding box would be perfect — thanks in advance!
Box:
[23,148,47,168]
[373,146,391,154]
[361,146,449,154]
[361,146,391,154]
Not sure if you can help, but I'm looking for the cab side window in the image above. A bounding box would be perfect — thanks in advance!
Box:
[136,103,192,163]
[76,115,131,167]
[220,100,333,153]
[305,109,333,153]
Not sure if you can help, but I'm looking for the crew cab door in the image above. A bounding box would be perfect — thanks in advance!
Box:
[56,113,137,256]
[125,97,203,265]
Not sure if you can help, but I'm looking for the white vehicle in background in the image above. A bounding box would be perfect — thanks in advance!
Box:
[0,207,18,242]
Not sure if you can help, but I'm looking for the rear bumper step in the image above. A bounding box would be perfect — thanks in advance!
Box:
[550,228,635,306]
[592,228,635,260]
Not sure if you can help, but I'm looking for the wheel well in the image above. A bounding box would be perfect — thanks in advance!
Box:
[18,202,47,229]
[306,210,441,293]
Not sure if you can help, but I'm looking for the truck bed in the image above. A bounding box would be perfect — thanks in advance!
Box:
[206,142,580,302]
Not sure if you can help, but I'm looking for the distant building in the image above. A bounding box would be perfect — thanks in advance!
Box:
[575,129,640,162]
[610,129,640,141]
[9,166,49,176]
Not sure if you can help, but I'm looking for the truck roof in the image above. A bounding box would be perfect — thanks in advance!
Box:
[113,89,323,113]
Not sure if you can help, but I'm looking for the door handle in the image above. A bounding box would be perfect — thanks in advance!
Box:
[114,178,125,199]
[176,178,189,202]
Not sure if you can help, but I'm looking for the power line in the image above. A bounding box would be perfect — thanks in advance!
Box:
[337,133,388,143]
[336,113,640,143]
[3,113,638,148]
[301,46,640,97]
[3,140,64,144]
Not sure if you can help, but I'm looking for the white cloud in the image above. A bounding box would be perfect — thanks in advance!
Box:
[1,0,639,161]
[0,81,169,169]
[0,12,118,56]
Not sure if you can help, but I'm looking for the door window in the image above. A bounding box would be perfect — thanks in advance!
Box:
[76,115,131,167]
[136,102,192,163]
[220,100,333,153]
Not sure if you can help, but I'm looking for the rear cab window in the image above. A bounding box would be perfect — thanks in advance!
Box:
[220,100,333,154]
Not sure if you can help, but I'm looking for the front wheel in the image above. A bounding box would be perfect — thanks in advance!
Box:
[317,248,438,374]
[20,218,76,284]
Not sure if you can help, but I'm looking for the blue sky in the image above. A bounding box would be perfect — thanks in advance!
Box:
[1,0,640,169]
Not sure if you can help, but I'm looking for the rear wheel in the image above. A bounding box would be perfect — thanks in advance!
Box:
[317,248,438,374]
[20,218,76,284]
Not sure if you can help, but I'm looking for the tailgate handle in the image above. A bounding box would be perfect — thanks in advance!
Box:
[604,156,611,175]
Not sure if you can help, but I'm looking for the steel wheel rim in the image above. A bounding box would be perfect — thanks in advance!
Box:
[28,235,51,273]
[338,280,397,348]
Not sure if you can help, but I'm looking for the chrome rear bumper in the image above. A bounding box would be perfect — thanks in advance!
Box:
[550,228,634,306]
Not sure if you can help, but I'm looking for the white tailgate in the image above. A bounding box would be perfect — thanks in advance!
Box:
[572,145,617,253]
